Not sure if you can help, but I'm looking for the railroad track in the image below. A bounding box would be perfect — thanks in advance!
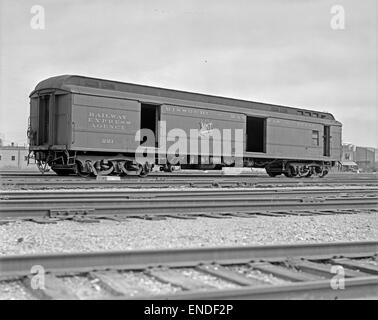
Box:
[0,187,377,220]
[1,241,377,299]
[1,170,376,178]
[4,186,378,199]
[1,174,377,190]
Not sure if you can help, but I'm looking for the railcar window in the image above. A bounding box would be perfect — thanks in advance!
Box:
[305,112,311,116]
[297,111,303,116]
[0,155,2,160]
[312,130,319,146]
[11,156,16,161]
[246,116,266,153]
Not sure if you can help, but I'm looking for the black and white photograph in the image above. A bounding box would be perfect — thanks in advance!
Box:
[0,0,377,306]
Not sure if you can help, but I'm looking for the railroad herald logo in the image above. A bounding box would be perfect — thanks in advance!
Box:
[199,119,214,137]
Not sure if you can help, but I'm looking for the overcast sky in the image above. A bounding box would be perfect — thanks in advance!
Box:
[0,0,377,147]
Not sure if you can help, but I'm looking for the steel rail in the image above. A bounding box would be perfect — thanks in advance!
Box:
[1,195,377,218]
[1,171,377,179]
[1,174,377,190]
[1,241,377,276]
[146,277,378,300]
[0,180,378,190]
[1,241,377,300]
[1,176,377,183]
[1,180,377,192]
[2,187,377,200]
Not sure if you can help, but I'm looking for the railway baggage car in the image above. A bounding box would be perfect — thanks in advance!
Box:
[28,75,342,177]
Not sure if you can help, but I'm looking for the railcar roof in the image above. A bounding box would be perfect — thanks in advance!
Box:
[32,75,335,120]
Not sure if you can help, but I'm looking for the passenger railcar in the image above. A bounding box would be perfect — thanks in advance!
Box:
[28,75,342,177]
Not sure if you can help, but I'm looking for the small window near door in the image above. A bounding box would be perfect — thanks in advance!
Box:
[312,130,319,146]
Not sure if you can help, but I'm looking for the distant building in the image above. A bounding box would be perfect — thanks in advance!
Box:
[341,144,358,171]
[0,144,32,170]
[341,143,377,172]
[356,146,375,168]
[342,144,356,161]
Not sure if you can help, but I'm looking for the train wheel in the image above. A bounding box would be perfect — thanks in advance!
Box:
[138,162,151,178]
[117,162,127,176]
[92,160,114,176]
[314,166,324,178]
[168,164,177,172]
[298,166,310,178]
[97,166,114,176]
[36,160,50,174]
[265,169,281,177]
[76,162,90,178]
[284,165,296,178]
[305,170,313,177]
[138,170,148,178]
[319,169,329,178]
[119,161,145,176]
[120,161,135,176]
[163,164,177,172]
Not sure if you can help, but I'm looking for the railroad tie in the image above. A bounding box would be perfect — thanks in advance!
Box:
[223,212,257,218]
[95,215,127,222]
[248,262,323,282]
[195,264,259,286]
[25,217,59,224]
[251,212,284,217]
[146,267,215,291]
[269,210,310,216]
[90,271,150,297]
[161,214,197,220]
[330,258,378,275]
[290,259,371,278]
[0,240,377,300]
[192,213,229,219]
[22,274,78,300]
[71,216,100,223]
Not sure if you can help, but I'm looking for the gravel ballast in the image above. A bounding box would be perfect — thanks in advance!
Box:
[0,213,377,255]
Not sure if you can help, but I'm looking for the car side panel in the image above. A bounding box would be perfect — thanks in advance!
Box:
[70,94,140,153]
